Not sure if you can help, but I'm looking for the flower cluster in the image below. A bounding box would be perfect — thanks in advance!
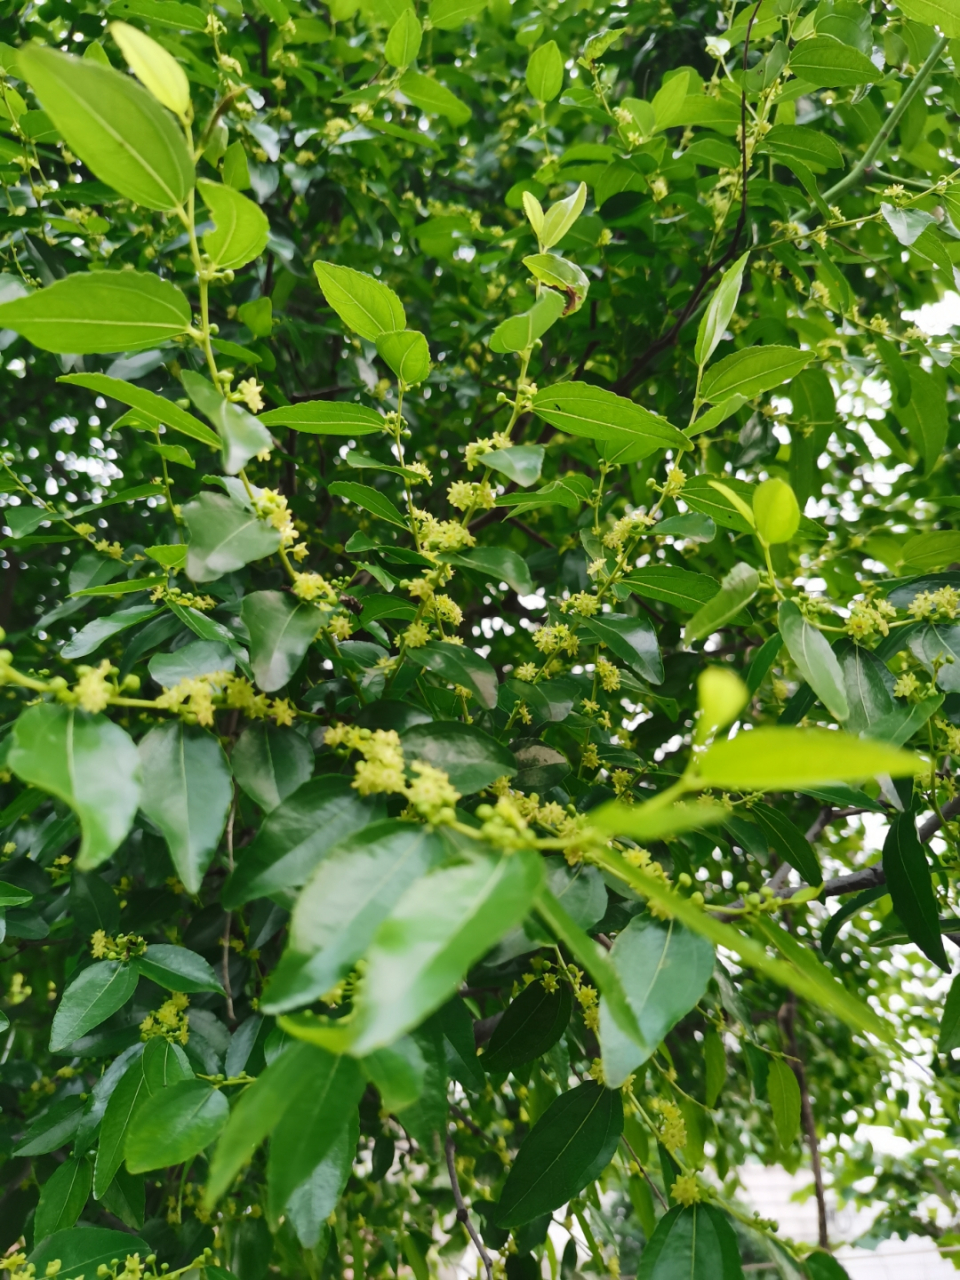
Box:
[140,992,190,1044]
[596,656,620,691]
[253,487,297,547]
[292,571,338,603]
[532,623,579,657]
[908,586,960,621]
[448,479,496,511]
[846,597,896,641]
[603,509,655,550]
[91,930,146,961]
[621,846,673,919]
[150,585,217,611]
[671,1173,701,1206]
[651,1096,687,1150]
[156,671,294,727]
[559,591,601,617]
[324,723,462,822]
[464,431,512,469]
[413,507,476,555]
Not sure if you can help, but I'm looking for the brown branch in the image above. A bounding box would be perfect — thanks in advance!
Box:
[818,794,960,899]
[221,792,238,1023]
[619,1135,668,1211]
[778,992,828,1249]
[445,1133,493,1280]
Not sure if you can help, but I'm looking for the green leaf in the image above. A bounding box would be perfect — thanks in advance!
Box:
[182,491,281,582]
[526,39,564,102]
[361,1037,426,1111]
[758,123,844,173]
[547,862,607,931]
[286,1111,358,1248]
[376,329,431,384]
[125,1079,229,1173]
[61,604,162,661]
[749,801,823,886]
[767,1059,801,1147]
[695,252,748,368]
[837,643,896,737]
[0,271,191,355]
[10,705,140,871]
[696,727,921,790]
[444,546,534,595]
[778,600,849,721]
[182,371,273,474]
[582,613,663,685]
[482,446,544,488]
[385,9,422,67]
[820,885,888,957]
[540,183,587,250]
[898,0,960,35]
[314,262,405,340]
[753,477,800,545]
[34,1157,93,1241]
[109,20,190,118]
[429,0,486,29]
[400,720,517,793]
[108,1,207,32]
[400,69,472,124]
[892,364,947,476]
[264,821,447,1013]
[704,1030,727,1107]
[259,400,384,434]
[406,639,499,709]
[0,880,33,907]
[223,776,383,908]
[29,1229,150,1280]
[522,254,590,307]
[700,345,812,403]
[59,374,220,448]
[599,917,715,1088]
[206,1041,333,1206]
[266,1053,364,1222]
[14,1097,85,1156]
[686,395,748,437]
[439,996,486,1091]
[882,813,949,971]
[638,1205,743,1280]
[532,382,689,456]
[623,565,720,612]
[789,35,882,87]
[328,480,408,529]
[198,179,271,271]
[489,291,566,354]
[684,563,759,644]
[93,1052,147,1198]
[18,44,193,210]
[232,723,314,813]
[242,589,321,692]
[148,639,235,687]
[938,973,960,1052]
[901,530,960,571]
[134,944,225,994]
[138,721,232,895]
[281,849,543,1055]
[496,1082,622,1227]
[483,979,572,1072]
[49,961,139,1053]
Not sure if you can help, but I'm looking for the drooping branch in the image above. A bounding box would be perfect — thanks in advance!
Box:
[445,1132,494,1280]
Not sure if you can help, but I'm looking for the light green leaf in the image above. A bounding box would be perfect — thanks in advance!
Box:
[328,480,409,529]
[684,562,759,644]
[897,0,960,34]
[624,565,720,612]
[223,776,383,908]
[138,721,232,894]
[125,1079,229,1173]
[540,182,587,249]
[696,727,922,790]
[182,371,273,474]
[589,798,728,842]
[109,21,190,117]
[496,1083,622,1228]
[753,477,800,545]
[789,35,881,87]
[49,961,139,1053]
[522,253,590,308]
[599,918,715,1087]
[314,261,406,340]
[198,179,271,271]
[61,605,162,661]
[242,590,321,692]
[232,723,314,813]
[58,374,220,448]
[280,849,543,1054]
[385,8,422,66]
[406,639,498,709]
[148,639,235,687]
[700,345,812,403]
[532,382,689,456]
[428,0,486,29]
[134,943,225,994]
[376,329,431,384]
[182,491,281,582]
[686,394,748,437]
[526,39,564,102]
[400,720,517,793]
[901,530,960,570]
[489,291,566,354]
[361,1037,426,1110]
[695,252,748,368]
[399,69,472,125]
[10,704,141,871]
[18,43,193,210]
[0,272,191,355]
[263,822,446,1015]
[259,400,384,434]
[778,600,849,721]
[767,1059,801,1147]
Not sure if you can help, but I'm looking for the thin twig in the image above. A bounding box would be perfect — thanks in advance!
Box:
[450,1103,492,1143]
[445,1133,493,1280]
[221,791,238,1023]
[778,992,828,1249]
[619,1135,668,1211]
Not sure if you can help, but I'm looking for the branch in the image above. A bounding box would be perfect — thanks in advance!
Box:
[818,795,960,898]
[778,993,828,1249]
[445,1133,493,1280]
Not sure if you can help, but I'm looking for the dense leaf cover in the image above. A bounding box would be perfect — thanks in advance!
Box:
[3,0,960,1277]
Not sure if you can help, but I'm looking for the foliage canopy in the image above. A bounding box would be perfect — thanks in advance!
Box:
[2,0,960,1277]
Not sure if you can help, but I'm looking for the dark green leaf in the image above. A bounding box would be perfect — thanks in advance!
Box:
[328,480,408,528]
[232,723,314,812]
[125,1079,229,1172]
[483,979,572,1072]
[29,1229,150,1280]
[637,1204,743,1280]
[749,801,823,886]
[14,1097,85,1157]
[768,1059,801,1147]
[34,1157,93,1241]
[406,640,499,709]
[938,973,960,1053]
[623,565,719,612]
[49,962,139,1053]
[134,944,225,994]
[242,589,322,691]
[582,612,663,684]
[400,720,516,793]
[882,813,949,971]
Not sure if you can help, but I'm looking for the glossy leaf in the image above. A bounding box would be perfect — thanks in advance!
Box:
[34,1157,93,1241]
[753,477,800,545]
[496,1082,622,1227]
[882,813,949,971]
[199,179,271,271]
[400,720,516,793]
[242,589,321,691]
[684,562,758,644]
[182,491,281,582]
[18,44,193,210]
[406,640,499,709]
[385,8,423,66]
[376,329,431,383]
[624,565,720,611]
[446,546,535,594]
[10,705,141,871]
[126,1079,229,1172]
[134,943,225,994]
[109,20,190,116]
[286,1111,358,1248]
[700,345,811,403]
[182,371,273,474]
[489,291,566,354]
[232,723,314,812]
[314,262,405,340]
[637,1204,743,1280]
[400,69,472,124]
[328,480,408,529]
[789,35,881,87]
[778,600,849,721]
[532,382,689,456]
[49,961,139,1053]
[59,374,220,447]
[483,979,572,1072]
[695,252,748,368]
[29,1229,150,1280]
[768,1059,801,1147]
[582,612,663,684]
[749,801,823,886]
[259,400,384,434]
[599,917,714,1087]
[264,821,447,1013]
[138,721,232,894]
[526,40,563,102]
